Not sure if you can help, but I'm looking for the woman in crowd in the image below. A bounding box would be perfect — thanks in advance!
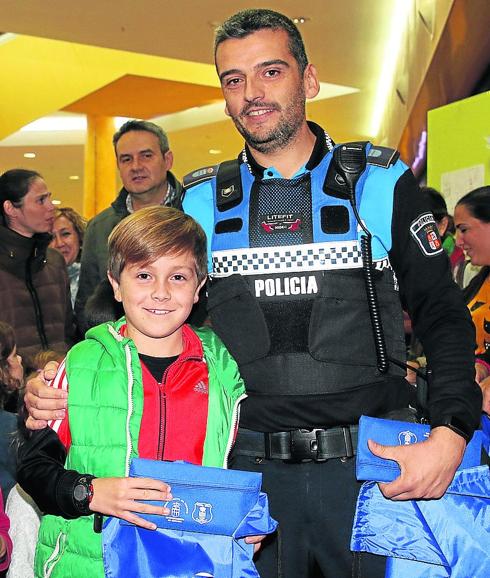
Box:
[454,185,490,413]
[0,169,75,371]
[49,207,86,307]
[0,322,23,414]
[0,322,22,501]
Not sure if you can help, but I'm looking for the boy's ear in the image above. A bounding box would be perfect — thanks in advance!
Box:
[193,278,207,304]
[107,272,122,303]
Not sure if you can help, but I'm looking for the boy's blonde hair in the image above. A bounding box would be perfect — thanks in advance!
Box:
[108,206,207,283]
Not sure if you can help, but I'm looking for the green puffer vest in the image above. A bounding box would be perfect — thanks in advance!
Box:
[35,320,246,578]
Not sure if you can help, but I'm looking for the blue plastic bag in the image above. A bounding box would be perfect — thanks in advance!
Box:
[356,415,484,482]
[352,416,490,577]
[102,459,277,578]
[352,466,490,577]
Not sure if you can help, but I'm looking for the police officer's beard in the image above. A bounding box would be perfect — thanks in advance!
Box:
[231,90,306,155]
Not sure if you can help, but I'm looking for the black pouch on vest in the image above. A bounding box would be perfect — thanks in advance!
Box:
[207,275,270,365]
[308,268,405,368]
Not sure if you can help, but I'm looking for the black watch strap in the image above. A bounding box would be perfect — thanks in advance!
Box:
[72,475,96,515]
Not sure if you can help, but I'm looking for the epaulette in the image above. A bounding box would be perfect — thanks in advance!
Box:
[183,165,219,190]
[367,145,400,168]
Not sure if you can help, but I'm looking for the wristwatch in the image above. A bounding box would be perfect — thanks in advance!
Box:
[431,416,472,443]
[73,475,96,514]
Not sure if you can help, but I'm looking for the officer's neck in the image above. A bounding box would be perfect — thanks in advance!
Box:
[248,122,316,179]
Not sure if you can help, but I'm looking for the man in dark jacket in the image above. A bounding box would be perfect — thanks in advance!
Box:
[75,120,183,329]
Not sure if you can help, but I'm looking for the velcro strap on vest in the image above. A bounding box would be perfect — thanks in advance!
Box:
[216,159,243,211]
[234,426,358,462]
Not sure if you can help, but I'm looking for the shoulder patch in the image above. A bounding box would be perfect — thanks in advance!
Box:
[367,146,400,168]
[410,212,444,257]
[183,165,219,190]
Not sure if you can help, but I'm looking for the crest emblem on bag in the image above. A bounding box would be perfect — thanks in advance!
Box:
[165,498,189,523]
[192,502,213,524]
[398,430,418,445]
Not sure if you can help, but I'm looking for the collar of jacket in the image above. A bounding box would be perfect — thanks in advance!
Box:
[87,319,204,363]
[0,225,52,274]
[111,171,183,214]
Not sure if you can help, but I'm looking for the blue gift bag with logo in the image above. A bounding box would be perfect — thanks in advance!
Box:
[352,415,490,577]
[355,415,484,482]
[102,458,277,578]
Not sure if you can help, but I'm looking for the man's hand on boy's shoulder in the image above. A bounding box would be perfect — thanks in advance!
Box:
[90,477,173,530]
[25,361,66,430]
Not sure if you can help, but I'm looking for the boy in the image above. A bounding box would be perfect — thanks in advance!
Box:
[18,206,248,577]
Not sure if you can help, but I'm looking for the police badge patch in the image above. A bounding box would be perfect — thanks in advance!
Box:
[409,212,444,257]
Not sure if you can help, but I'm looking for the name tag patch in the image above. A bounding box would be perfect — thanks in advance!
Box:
[410,213,443,257]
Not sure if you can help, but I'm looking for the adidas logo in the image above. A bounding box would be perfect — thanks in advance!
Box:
[194,381,208,394]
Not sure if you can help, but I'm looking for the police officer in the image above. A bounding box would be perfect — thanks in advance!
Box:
[182,9,482,578]
[24,9,482,578]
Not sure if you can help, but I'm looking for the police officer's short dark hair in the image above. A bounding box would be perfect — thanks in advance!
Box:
[113,120,169,157]
[214,9,308,74]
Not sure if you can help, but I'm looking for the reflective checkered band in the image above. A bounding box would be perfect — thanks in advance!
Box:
[211,241,365,277]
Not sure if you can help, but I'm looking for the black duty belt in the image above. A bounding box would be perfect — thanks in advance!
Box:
[234,426,358,463]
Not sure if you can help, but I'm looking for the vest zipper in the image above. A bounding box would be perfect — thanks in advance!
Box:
[224,393,248,468]
[43,531,66,577]
[124,344,135,476]
[157,382,167,461]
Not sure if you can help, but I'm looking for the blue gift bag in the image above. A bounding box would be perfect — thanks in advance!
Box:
[102,459,277,578]
[356,415,484,482]
[352,416,490,577]
[351,466,490,577]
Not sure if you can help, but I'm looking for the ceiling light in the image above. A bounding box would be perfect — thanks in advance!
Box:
[21,116,87,132]
[23,152,36,158]
[68,175,80,180]
[114,117,131,129]
[52,200,61,205]
[0,33,16,46]
[209,149,222,155]
[292,17,309,24]
[369,0,413,137]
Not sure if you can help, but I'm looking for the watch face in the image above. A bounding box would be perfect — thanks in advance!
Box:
[74,483,88,502]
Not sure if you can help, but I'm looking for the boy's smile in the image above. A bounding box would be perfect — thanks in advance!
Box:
[109,251,204,357]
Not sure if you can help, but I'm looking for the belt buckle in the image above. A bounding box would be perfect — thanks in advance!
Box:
[288,429,323,463]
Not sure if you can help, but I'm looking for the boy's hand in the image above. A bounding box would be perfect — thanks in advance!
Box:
[90,477,173,530]
[25,361,66,430]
